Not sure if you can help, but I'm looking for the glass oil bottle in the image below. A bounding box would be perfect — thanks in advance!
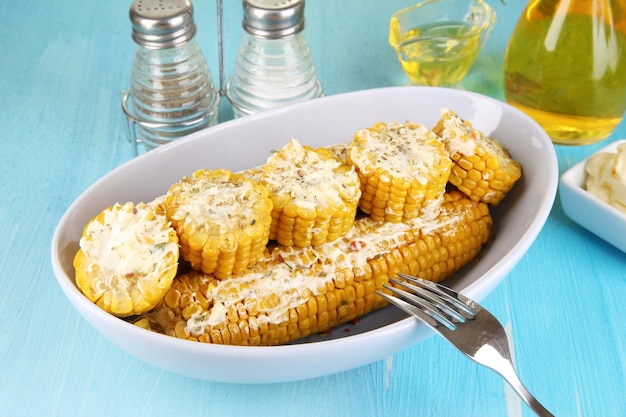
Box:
[504,0,626,145]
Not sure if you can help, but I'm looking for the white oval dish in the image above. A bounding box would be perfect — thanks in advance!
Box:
[559,139,626,253]
[51,86,558,383]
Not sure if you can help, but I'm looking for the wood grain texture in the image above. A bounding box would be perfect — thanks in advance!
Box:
[1,0,625,416]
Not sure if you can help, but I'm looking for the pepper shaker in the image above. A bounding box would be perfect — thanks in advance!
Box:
[122,0,220,153]
[225,0,323,118]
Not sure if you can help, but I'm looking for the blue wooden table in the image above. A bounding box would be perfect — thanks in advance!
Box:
[1,1,625,416]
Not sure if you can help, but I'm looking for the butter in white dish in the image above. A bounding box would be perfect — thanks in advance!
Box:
[585,143,626,213]
[560,140,626,254]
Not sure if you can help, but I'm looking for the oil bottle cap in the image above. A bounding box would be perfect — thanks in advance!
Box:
[130,0,197,49]
[243,0,306,39]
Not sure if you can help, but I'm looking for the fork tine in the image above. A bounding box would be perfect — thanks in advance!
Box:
[381,283,457,330]
[377,287,444,330]
[389,278,471,323]
[397,273,477,317]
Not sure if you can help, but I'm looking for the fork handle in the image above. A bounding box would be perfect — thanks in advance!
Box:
[498,362,554,417]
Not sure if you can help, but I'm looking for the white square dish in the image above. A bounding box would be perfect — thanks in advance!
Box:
[559,139,626,253]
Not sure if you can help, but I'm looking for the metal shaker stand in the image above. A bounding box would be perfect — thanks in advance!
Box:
[123,0,319,155]
[216,0,225,98]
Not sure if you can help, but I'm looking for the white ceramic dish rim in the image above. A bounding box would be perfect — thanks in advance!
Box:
[51,86,558,383]
[559,139,626,253]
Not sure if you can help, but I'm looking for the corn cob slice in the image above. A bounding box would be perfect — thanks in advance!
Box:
[237,164,264,183]
[348,121,452,223]
[73,201,179,317]
[324,142,351,166]
[432,109,522,206]
[260,139,361,247]
[165,169,273,280]
[138,189,492,346]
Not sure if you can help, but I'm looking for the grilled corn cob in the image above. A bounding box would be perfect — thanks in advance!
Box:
[165,169,273,280]
[138,189,492,346]
[324,142,351,166]
[432,109,522,205]
[73,201,179,317]
[348,122,452,223]
[237,164,264,183]
[260,139,361,247]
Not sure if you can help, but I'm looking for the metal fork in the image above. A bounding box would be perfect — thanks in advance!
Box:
[377,273,554,417]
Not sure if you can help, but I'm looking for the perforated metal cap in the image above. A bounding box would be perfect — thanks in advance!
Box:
[242,0,306,39]
[130,0,197,49]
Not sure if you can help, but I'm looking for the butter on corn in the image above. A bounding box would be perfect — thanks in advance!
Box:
[73,201,179,317]
[433,109,522,206]
[348,122,452,223]
[73,112,522,346]
[165,169,273,280]
[139,189,492,346]
[260,139,361,247]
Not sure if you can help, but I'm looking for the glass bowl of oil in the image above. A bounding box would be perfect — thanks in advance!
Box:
[389,0,496,87]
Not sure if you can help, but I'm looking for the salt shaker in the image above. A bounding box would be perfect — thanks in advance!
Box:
[225,0,323,118]
[122,0,220,153]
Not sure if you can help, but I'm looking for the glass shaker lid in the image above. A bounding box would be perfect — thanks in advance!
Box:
[130,0,197,49]
[243,0,306,39]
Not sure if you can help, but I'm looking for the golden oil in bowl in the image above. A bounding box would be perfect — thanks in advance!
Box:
[390,22,482,86]
[504,0,626,145]
[389,0,496,87]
